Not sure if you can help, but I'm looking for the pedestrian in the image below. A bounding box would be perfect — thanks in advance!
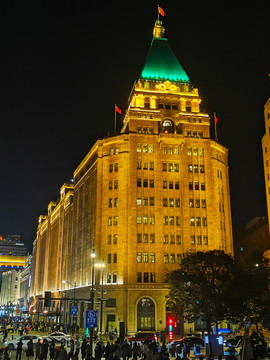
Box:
[49,340,55,360]
[81,339,87,360]
[121,340,130,360]
[75,337,80,355]
[41,339,49,360]
[26,339,34,359]
[35,339,42,360]
[3,347,10,360]
[95,341,103,360]
[132,342,139,360]
[104,341,111,360]
[16,338,23,360]
[56,345,68,360]
[69,339,74,359]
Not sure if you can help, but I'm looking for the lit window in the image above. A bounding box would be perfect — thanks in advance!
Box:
[163,216,168,225]
[193,148,198,156]
[169,163,173,172]
[162,163,167,171]
[137,127,142,133]
[150,253,155,263]
[199,148,204,157]
[191,235,195,245]
[137,144,142,152]
[143,234,148,243]
[169,198,174,207]
[174,164,179,172]
[203,236,208,245]
[176,235,181,244]
[137,234,142,243]
[189,199,194,208]
[202,199,206,208]
[149,144,154,153]
[143,215,148,224]
[176,217,181,226]
[137,253,142,263]
[196,217,201,226]
[114,198,118,207]
[150,216,155,224]
[109,148,114,156]
[174,146,179,154]
[169,216,174,225]
[137,197,142,205]
[197,236,202,245]
[143,145,148,153]
[150,234,155,243]
[194,165,199,173]
[164,254,169,263]
[170,254,175,264]
[163,235,168,244]
[188,164,193,172]
[187,147,192,156]
[190,217,195,226]
[150,272,155,283]
[195,199,200,208]
[143,253,148,263]
[137,215,142,224]
[114,163,118,172]
[115,147,119,154]
[113,234,117,244]
[114,216,118,225]
[108,217,112,226]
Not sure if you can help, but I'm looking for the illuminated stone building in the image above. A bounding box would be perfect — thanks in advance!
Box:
[31,21,233,335]
[262,97,270,236]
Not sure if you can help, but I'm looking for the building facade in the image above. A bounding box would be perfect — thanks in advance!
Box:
[31,21,233,335]
[262,97,270,235]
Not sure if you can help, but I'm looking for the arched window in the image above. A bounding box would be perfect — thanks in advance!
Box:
[137,298,155,331]
[161,119,174,134]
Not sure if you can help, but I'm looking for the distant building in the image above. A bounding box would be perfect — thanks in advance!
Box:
[0,269,21,306]
[234,217,270,259]
[0,235,27,290]
[19,254,32,310]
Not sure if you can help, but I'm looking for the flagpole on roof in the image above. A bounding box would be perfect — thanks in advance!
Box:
[214,112,218,141]
[157,5,160,21]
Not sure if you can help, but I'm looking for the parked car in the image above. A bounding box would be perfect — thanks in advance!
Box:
[127,332,157,343]
[5,335,39,350]
[42,332,71,343]
[176,336,205,348]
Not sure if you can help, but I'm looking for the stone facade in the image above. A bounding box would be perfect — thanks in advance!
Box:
[31,21,233,335]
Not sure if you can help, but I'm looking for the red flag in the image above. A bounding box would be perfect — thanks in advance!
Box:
[215,114,218,125]
[115,105,122,114]
[158,6,165,17]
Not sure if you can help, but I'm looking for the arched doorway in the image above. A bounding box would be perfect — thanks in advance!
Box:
[137,298,155,331]
[161,119,174,134]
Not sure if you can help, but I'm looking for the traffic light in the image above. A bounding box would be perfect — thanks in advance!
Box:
[168,318,173,340]
[44,291,51,307]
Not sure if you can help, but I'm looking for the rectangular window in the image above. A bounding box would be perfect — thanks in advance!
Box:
[169,198,174,207]
[114,216,118,225]
[190,217,195,226]
[109,148,114,156]
[162,163,167,171]
[113,234,117,244]
[137,252,142,263]
[115,147,119,154]
[150,233,155,243]
[163,216,168,225]
[202,217,207,226]
[108,254,111,263]
[197,236,202,245]
[168,163,173,172]
[113,273,117,283]
[195,182,200,190]
[149,161,154,170]
[189,182,193,190]
[175,164,179,172]
[137,127,142,134]
[193,148,198,156]
[175,181,180,189]
[143,179,148,187]
[144,272,149,283]
[176,216,181,226]
[108,235,112,245]
[164,254,169,263]
[114,180,118,189]
[137,272,142,282]
[143,253,148,263]
[202,199,206,208]
[137,144,142,152]
[143,234,148,243]
[203,236,208,245]
[137,178,141,187]
[165,104,171,110]
[188,164,193,172]
[143,197,148,206]
[149,180,154,188]
[114,163,118,172]
[109,164,113,173]
[187,147,192,156]
[174,146,179,154]
[137,197,142,205]
[169,216,174,225]
[113,254,117,263]
[149,127,154,134]
[169,181,173,189]
[109,181,113,190]
[170,254,175,264]
[163,235,168,244]
[168,146,173,154]
[143,162,148,170]
[150,253,155,263]
[143,144,148,153]
[194,165,199,173]
[175,198,180,207]
[162,145,167,154]
[109,198,112,208]
[177,254,182,264]
[149,144,154,153]
[107,273,111,283]
[137,215,142,224]
[195,199,200,208]
[137,161,142,169]
[114,198,118,207]
[189,199,194,208]
[143,215,148,224]
[150,216,155,224]
[200,165,205,173]
[199,148,204,157]
[196,217,201,226]
[150,272,155,283]
[176,235,181,244]
[163,181,167,189]
[137,233,142,243]
[149,197,154,206]
[108,217,112,226]
[191,235,195,245]
[170,235,175,244]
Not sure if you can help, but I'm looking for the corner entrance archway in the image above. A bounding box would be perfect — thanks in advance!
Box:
[137,298,155,331]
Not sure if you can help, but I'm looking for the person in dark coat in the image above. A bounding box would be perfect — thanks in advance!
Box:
[121,340,130,360]
[3,347,10,360]
[94,342,103,360]
[81,339,87,360]
[49,340,55,360]
[41,339,49,360]
[35,339,42,360]
[26,339,34,359]
[16,339,23,360]
[104,342,111,360]
[132,342,139,360]
[56,345,68,360]
[69,339,75,359]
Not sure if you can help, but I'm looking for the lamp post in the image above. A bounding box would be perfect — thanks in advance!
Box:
[62,280,76,333]
[89,251,96,359]
[95,262,105,337]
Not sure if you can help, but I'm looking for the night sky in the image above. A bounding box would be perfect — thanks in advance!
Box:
[0,1,269,251]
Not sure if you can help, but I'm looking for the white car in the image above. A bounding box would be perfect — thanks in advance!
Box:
[42,332,71,343]
[5,335,39,350]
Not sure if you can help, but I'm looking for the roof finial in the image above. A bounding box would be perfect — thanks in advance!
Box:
[154,6,165,38]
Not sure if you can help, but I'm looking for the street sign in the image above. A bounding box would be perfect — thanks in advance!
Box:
[71,306,77,316]
[85,310,97,328]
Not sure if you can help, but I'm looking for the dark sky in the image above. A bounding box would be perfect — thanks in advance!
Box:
[0,1,269,251]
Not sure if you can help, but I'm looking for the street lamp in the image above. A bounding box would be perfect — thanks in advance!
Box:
[62,280,76,333]
[95,262,106,337]
[89,251,96,359]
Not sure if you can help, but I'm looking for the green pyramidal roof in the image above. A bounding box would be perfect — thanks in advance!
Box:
[140,37,190,83]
